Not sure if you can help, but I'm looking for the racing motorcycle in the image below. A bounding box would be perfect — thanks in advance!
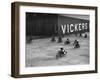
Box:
[56,50,67,59]
[73,43,80,48]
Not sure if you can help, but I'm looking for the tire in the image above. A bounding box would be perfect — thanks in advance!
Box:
[56,53,61,59]
[56,54,59,59]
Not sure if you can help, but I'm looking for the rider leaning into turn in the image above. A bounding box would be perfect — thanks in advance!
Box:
[58,47,66,57]
[73,40,80,48]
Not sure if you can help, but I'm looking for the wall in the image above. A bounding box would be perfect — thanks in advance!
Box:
[26,13,58,36]
[26,13,89,37]
[58,15,89,35]
[0,0,100,80]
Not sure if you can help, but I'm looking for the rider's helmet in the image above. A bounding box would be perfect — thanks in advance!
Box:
[60,47,64,50]
[67,38,69,41]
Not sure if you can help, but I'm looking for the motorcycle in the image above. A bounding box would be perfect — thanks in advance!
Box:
[73,40,80,48]
[74,43,80,48]
[56,51,67,59]
[64,41,70,45]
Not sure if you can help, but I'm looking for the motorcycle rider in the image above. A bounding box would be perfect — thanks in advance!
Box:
[64,38,70,44]
[73,40,78,46]
[73,40,80,48]
[58,47,67,57]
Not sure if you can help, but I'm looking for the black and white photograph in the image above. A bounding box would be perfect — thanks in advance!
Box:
[11,2,97,78]
[25,13,90,67]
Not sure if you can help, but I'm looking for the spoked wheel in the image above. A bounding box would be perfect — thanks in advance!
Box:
[56,53,67,59]
[56,53,62,59]
[74,45,80,48]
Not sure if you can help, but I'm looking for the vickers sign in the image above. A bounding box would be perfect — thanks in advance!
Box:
[60,23,89,34]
